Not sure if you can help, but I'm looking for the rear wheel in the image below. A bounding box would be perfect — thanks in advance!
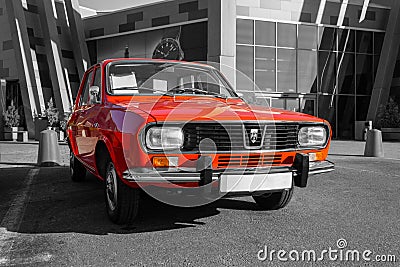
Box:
[252,188,293,210]
[104,159,140,224]
[70,150,86,182]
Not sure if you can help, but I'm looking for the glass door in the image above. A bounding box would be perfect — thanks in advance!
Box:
[269,95,317,116]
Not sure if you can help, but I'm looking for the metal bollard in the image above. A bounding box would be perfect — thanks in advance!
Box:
[37,130,61,167]
[364,129,384,157]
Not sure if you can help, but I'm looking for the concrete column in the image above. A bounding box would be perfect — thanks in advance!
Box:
[367,1,400,123]
[207,0,236,88]
[0,79,5,140]
[37,0,71,115]
[4,0,40,138]
[64,0,90,79]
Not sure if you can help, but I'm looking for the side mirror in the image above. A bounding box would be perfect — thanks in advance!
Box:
[89,85,100,104]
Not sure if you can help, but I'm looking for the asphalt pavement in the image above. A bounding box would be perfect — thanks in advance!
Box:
[0,140,399,266]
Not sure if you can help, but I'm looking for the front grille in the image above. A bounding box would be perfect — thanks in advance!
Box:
[182,122,299,152]
[217,154,282,169]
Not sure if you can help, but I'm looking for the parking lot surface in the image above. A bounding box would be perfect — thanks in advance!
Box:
[0,141,399,266]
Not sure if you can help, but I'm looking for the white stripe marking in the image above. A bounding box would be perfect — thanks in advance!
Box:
[0,169,52,265]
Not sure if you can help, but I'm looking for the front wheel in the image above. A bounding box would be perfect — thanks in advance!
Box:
[252,188,293,210]
[104,160,140,224]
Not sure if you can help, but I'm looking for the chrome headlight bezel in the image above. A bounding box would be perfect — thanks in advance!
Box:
[145,126,184,150]
[297,125,329,148]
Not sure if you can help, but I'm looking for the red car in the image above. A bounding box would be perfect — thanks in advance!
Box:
[67,58,334,224]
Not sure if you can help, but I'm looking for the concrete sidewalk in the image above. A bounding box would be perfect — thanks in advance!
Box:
[0,141,69,168]
[329,140,400,160]
[0,139,399,168]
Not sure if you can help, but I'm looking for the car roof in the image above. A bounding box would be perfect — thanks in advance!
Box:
[98,58,214,69]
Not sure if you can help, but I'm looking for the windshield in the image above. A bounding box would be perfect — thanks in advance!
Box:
[107,61,237,98]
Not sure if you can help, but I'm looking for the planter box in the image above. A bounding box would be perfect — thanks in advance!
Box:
[3,127,23,141]
[382,128,400,141]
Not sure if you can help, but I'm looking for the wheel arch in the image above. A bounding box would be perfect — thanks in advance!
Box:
[95,138,114,179]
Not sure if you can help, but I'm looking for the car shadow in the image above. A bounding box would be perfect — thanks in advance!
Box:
[5,167,261,235]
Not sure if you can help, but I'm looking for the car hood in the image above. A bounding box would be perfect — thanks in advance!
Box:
[110,96,323,123]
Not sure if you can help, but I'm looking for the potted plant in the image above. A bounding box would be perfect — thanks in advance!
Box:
[376,98,400,141]
[2,101,20,141]
[43,98,59,131]
[59,112,71,141]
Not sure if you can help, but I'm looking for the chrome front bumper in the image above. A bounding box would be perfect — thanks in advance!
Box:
[122,160,335,184]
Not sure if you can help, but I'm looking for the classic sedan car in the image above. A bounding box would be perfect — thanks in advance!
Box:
[67,58,334,224]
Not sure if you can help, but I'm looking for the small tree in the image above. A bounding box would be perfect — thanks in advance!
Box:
[2,101,20,128]
[44,98,59,127]
[59,112,71,132]
[376,98,400,128]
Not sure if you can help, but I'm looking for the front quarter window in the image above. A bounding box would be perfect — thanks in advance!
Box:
[79,70,93,106]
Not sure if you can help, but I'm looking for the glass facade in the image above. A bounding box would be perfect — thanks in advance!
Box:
[236,19,384,139]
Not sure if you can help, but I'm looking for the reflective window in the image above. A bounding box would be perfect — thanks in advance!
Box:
[237,19,254,45]
[319,27,336,51]
[286,99,300,112]
[298,50,317,94]
[277,49,296,92]
[235,19,381,139]
[337,95,355,139]
[337,29,355,52]
[298,25,317,50]
[255,21,275,46]
[271,98,285,109]
[236,45,254,91]
[300,98,316,116]
[374,32,384,55]
[277,23,296,48]
[356,96,371,121]
[318,95,337,137]
[337,53,355,94]
[356,54,373,95]
[255,47,275,92]
[318,51,336,94]
[356,31,373,54]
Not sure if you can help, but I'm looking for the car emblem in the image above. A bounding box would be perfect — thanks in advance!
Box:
[250,129,259,144]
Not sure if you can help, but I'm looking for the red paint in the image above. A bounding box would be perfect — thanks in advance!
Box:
[68,59,332,188]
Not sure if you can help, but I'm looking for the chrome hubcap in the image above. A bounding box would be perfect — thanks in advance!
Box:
[106,164,118,211]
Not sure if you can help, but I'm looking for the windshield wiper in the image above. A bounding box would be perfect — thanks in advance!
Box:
[167,87,227,99]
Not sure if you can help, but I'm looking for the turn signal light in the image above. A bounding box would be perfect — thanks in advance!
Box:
[152,157,178,168]
[309,152,324,162]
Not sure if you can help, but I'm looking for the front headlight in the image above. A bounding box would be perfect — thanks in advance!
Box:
[298,126,327,147]
[146,127,184,150]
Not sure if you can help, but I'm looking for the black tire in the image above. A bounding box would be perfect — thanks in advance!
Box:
[104,159,140,225]
[252,188,294,210]
[70,150,86,182]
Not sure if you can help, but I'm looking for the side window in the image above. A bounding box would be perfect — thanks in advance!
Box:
[91,67,102,103]
[79,70,93,106]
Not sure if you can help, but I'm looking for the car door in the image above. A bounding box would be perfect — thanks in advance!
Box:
[81,66,103,168]
[73,68,96,170]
